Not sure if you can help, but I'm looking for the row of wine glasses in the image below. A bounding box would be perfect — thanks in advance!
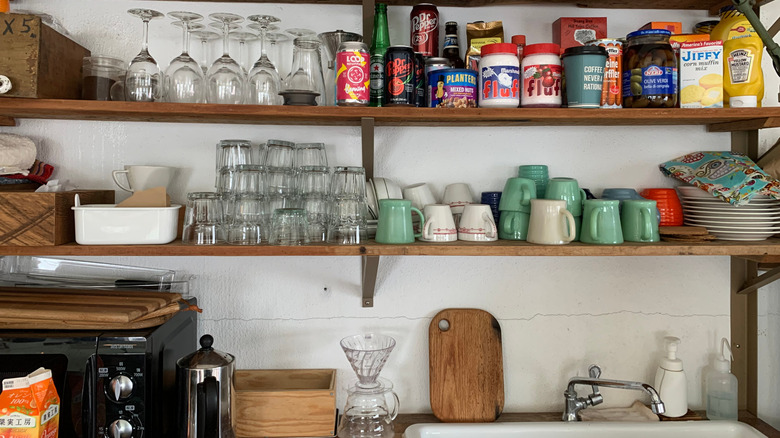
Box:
[125,8,325,105]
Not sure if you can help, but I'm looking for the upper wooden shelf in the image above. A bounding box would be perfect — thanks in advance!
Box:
[0,99,778,131]
[173,0,774,13]
[3,238,780,259]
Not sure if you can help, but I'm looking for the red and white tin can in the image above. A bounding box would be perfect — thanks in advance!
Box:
[336,41,370,106]
[410,3,439,58]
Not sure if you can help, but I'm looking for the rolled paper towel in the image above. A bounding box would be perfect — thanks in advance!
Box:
[0,134,36,176]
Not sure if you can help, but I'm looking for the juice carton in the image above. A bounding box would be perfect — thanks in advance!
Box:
[679,41,723,108]
[0,368,60,438]
[553,17,607,52]
[640,21,683,34]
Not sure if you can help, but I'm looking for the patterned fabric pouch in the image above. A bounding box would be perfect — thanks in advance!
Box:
[659,151,780,206]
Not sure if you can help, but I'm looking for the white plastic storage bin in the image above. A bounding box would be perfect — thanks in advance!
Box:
[72,195,181,245]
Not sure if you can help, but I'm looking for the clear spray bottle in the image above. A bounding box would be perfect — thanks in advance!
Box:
[706,338,738,421]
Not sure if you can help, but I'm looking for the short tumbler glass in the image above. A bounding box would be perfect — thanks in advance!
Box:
[270,208,310,245]
[182,192,225,245]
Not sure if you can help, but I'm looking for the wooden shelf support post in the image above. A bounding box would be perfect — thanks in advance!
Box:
[0,116,16,126]
[361,117,375,180]
[362,255,380,307]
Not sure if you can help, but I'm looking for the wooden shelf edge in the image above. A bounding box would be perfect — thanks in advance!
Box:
[0,99,778,130]
[2,239,780,257]
[156,0,745,11]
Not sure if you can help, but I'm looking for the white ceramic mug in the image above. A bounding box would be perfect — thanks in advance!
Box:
[402,182,437,211]
[526,199,576,245]
[457,204,497,242]
[442,183,474,215]
[421,204,457,242]
[112,165,176,192]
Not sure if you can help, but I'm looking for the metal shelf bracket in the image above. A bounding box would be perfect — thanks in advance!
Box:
[738,262,780,295]
[361,255,380,307]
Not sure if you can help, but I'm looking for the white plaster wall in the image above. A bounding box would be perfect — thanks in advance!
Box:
[3,0,767,416]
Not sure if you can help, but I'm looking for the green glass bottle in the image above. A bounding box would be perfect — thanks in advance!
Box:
[370,3,390,107]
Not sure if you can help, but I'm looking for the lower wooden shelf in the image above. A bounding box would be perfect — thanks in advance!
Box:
[3,238,780,258]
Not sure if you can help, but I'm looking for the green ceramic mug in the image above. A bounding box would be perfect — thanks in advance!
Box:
[376,199,424,244]
[498,177,536,213]
[621,199,660,242]
[544,177,586,217]
[580,199,624,245]
[498,210,530,240]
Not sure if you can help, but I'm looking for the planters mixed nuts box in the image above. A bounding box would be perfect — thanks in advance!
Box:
[0,368,60,438]
[679,41,723,108]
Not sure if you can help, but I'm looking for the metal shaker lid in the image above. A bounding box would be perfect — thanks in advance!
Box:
[176,334,235,370]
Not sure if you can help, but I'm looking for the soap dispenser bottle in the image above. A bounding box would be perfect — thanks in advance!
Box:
[706,338,738,421]
[654,336,688,417]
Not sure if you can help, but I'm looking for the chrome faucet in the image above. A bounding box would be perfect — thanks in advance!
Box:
[562,364,665,422]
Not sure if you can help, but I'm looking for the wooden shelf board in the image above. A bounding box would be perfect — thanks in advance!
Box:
[3,238,780,257]
[162,0,769,12]
[0,99,779,130]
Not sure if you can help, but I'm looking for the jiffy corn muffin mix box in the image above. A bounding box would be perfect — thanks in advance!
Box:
[0,368,60,438]
[679,41,723,108]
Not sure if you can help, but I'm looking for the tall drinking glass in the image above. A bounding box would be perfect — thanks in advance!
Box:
[126,9,164,102]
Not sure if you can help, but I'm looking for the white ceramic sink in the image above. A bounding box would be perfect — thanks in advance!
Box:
[403,421,768,438]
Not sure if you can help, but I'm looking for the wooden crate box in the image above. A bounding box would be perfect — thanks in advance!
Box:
[0,190,114,246]
[0,13,90,99]
[234,369,337,438]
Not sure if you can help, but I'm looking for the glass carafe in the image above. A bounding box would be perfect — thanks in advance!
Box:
[284,37,327,105]
[338,378,399,438]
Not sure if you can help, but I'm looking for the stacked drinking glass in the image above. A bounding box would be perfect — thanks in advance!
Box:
[327,166,369,244]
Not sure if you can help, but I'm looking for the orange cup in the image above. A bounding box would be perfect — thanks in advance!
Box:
[641,188,683,226]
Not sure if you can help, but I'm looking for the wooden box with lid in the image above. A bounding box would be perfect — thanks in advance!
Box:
[0,190,114,246]
[0,13,90,99]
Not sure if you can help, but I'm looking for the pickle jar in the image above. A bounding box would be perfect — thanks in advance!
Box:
[622,29,677,108]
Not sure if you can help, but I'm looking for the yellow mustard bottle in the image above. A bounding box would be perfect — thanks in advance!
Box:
[711,5,764,107]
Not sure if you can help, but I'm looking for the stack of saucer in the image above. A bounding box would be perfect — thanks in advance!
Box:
[677,186,780,241]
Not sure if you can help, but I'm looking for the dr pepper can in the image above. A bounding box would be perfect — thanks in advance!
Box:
[384,45,416,106]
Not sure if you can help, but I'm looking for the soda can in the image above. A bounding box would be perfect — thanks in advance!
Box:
[411,3,439,58]
[414,52,426,107]
[384,45,416,106]
[425,57,451,106]
[336,41,370,106]
[586,38,622,108]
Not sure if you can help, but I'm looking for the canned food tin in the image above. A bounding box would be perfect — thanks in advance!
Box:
[587,38,623,108]
[414,52,425,107]
[337,41,370,106]
[425,57,450,106]
[411,3,439,57]
[427,68,478,108]
[384,45,416,106]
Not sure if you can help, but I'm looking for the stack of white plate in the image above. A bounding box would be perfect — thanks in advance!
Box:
[677,186,780,241]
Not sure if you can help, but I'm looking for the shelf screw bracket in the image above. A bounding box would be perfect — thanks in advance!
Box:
[361,255,380,307]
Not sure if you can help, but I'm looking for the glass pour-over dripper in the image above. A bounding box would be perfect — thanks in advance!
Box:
[340,333,396,387]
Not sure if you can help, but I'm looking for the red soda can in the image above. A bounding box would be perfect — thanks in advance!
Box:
[410,3,439,58]
[384,45,416,106]
[336,41,370,106]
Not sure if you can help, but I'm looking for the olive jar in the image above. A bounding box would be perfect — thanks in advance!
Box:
[622,29,678,108]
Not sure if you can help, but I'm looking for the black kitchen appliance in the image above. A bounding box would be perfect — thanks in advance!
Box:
[0,301,197,438]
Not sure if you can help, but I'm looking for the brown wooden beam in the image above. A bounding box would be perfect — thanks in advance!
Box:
[0,116,16,127]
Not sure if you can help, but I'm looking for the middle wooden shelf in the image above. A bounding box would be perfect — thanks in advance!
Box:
[3,238,780,258]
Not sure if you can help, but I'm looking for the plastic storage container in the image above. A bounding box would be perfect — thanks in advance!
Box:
[82,56,126,101]
[72,194,181,245]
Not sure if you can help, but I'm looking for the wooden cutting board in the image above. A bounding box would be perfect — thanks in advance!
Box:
[429,308,504,422]
[0,287,181,324]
